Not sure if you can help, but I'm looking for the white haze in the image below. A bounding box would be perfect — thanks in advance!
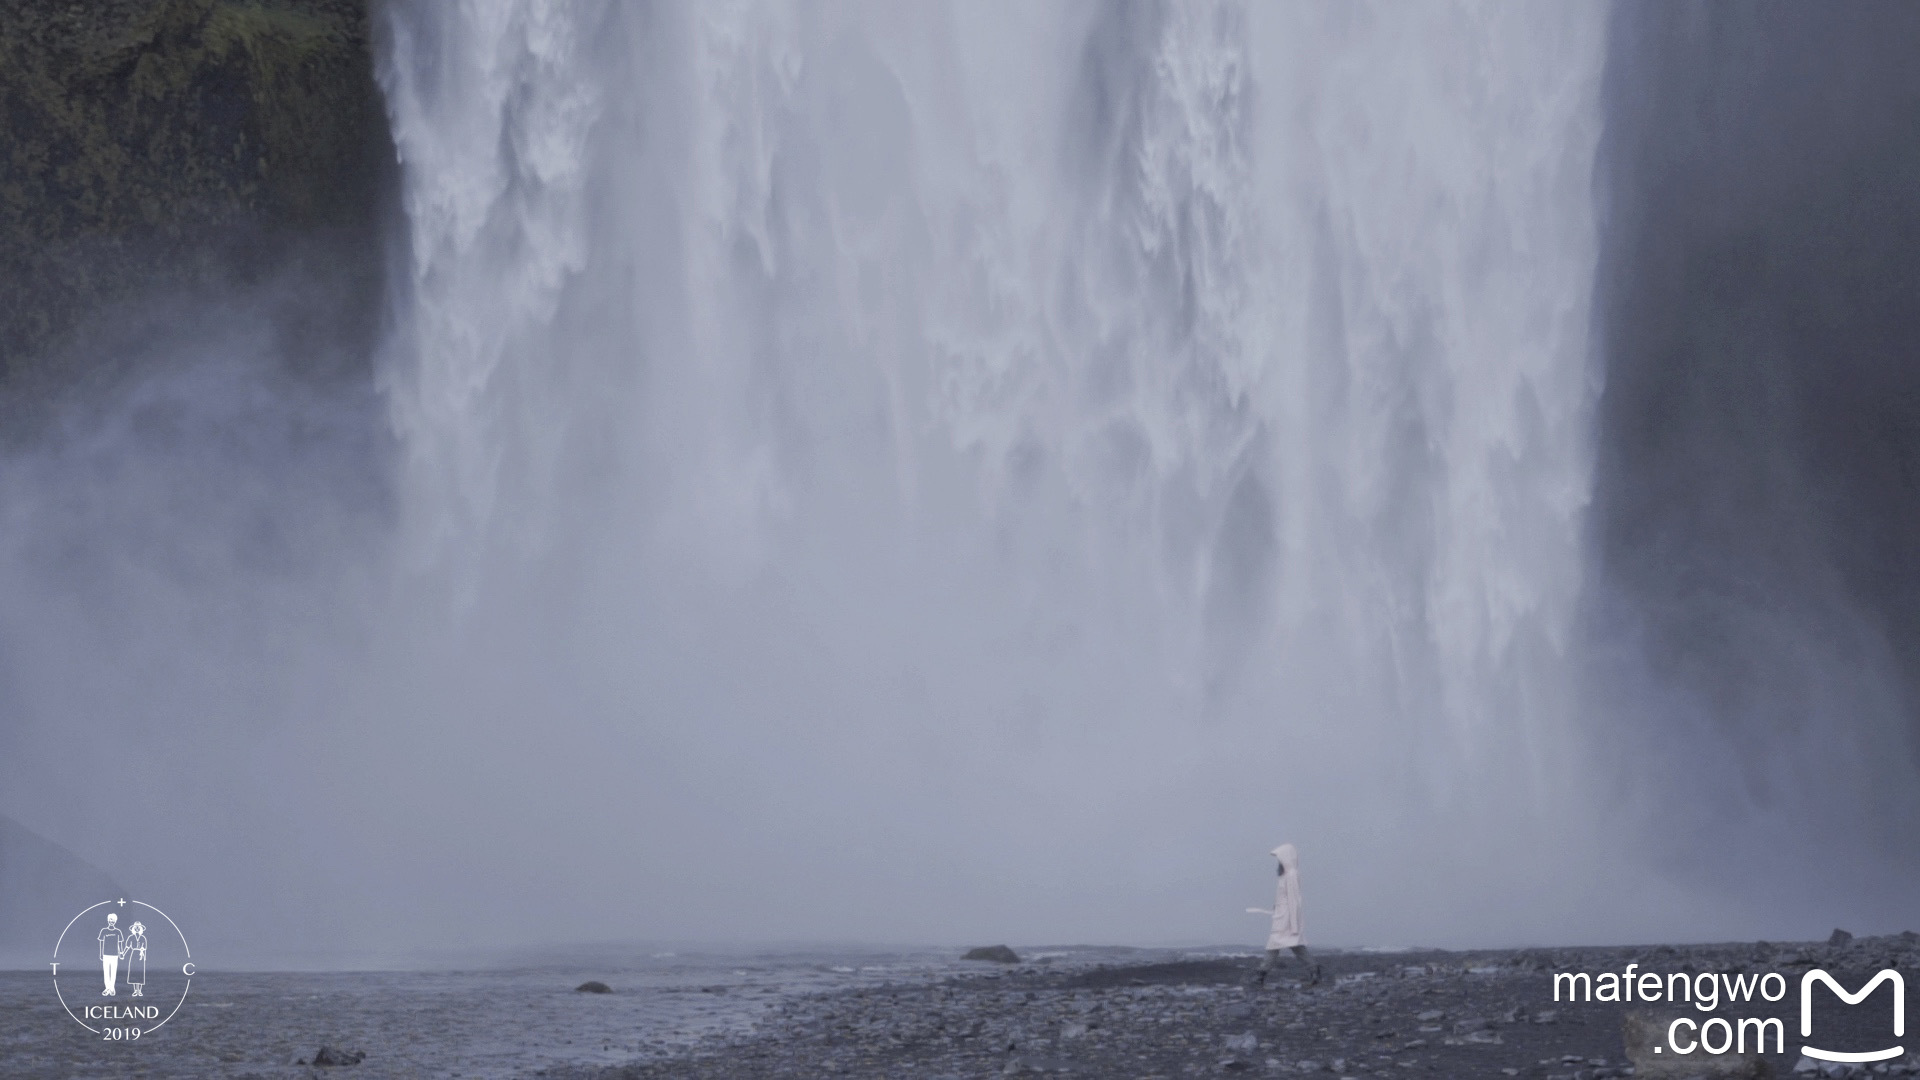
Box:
[2,1,1816,964]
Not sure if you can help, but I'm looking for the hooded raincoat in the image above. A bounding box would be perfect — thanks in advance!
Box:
[1265,843,1303,949]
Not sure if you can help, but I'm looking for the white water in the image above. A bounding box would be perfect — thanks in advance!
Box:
[0,1,1631,960]
[366,1,1615,946]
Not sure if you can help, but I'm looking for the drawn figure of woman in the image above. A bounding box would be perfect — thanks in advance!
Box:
[123,922,148,997]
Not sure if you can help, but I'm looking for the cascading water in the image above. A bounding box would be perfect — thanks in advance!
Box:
[13,0,1920,965]
[46,1,1915,962]
[355,0,1617,946]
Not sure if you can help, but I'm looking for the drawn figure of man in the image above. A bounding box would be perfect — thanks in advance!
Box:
[98,913,123,996]
[124,921,148,997]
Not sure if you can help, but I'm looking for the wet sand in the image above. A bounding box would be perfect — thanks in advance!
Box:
[0,949,942,1079]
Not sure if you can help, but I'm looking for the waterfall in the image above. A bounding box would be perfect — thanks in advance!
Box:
[19,0,1920,957]
[11,0,1920,957]
[367,0,1615,945]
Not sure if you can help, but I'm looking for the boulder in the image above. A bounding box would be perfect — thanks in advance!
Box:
[963,945,1021,964]
[1621,1011,1768,1078]
[310,1046,366,1066]
[575,980,612,993]
[1827,928,1853,948]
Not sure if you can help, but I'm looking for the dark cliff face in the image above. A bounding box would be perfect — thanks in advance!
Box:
[0,0,390,397]
[1593,2,1920,865]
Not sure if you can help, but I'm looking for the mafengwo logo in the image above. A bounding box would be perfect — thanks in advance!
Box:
[1800,969,1903,1064]
[50,898,193,1042]
[1555,961,1907,1064]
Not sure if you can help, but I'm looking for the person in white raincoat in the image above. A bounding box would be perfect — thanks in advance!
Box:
[1246,843,1320,985]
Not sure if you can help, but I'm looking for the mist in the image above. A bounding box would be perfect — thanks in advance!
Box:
[2,1,1915,967]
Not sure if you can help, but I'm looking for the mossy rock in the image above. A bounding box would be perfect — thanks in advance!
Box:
[0,0,389,390]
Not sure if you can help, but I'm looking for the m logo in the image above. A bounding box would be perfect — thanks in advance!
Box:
[1801,968,1904,1063]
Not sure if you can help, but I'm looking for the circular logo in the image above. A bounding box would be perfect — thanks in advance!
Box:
[50,899,193,1041]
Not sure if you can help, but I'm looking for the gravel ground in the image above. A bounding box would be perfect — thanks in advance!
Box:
[549,935,1920,1080]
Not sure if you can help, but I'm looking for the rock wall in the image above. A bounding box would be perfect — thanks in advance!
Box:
[0,0,389,394]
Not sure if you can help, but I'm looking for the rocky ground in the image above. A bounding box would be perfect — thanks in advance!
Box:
[548,935,1920,1080]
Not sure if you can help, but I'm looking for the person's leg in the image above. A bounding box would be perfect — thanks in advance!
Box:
[1290,945,1322,985]
[101,954,118,994]
[1253,948,1280,984]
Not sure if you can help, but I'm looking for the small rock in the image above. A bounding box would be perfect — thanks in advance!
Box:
[1621,1010,1766,1077]
[1219,1057,1251,1072]
[1416,1009,1444,1022]
[1534,1009,1558,1024]
[1791,1058,1818,1075]
[310,1046,366,1067]
[1464,1029,1503,1044]
[1224,1032,1258,1053]
[1828,928,1853,948]
[965,945,1023,964]
[575,981,613,993]
[1060,1022,1088,1039]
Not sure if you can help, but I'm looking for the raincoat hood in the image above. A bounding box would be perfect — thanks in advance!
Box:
[1271,843,1298,872]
